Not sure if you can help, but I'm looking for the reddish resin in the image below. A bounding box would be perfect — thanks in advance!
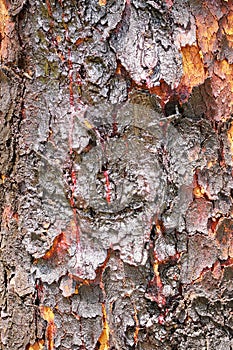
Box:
[103,170,111,203]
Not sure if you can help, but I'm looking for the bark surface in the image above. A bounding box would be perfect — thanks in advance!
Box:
[0,0,233,349]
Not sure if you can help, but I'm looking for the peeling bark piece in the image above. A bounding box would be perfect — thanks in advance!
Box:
[180,45,205,92]
[186,198,212,234]
[215,218,233,260]
[9,266,34,297]
[154,233,176,262]
[109,3,182,87]
[71,285,103,319]
[59,274,76,297]
[181,234,218,283]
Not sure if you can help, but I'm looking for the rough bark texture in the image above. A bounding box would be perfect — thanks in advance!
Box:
[0,0,233,349]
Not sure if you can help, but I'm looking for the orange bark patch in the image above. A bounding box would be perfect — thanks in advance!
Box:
[180,45,205,92]
[189,2,233,119]
[0,0,9,60]
[133,303,139,346]
[40,306,56,350]
[137,1,233,116]
[27,340,44,350]
[193,172,209,199]
[153,262,166,306]
[222,10,233,48]
[149,79,173,106]
[195,11,218,57]
[0,1,8,32]
[42,232,69,260]
[150,46,206,105]
[193,186,205,199]
[97,303,110,350]
[99,0,107,6]
[211,59,233,119]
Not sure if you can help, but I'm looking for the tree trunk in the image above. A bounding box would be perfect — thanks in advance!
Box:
[0,0,233,349]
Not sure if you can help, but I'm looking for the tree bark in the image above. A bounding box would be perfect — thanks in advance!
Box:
[0,0,233,349]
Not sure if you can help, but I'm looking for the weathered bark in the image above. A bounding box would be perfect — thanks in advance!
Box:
[0,0,233,349]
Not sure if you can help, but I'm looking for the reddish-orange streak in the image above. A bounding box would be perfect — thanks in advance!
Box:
[103,171,111,203]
